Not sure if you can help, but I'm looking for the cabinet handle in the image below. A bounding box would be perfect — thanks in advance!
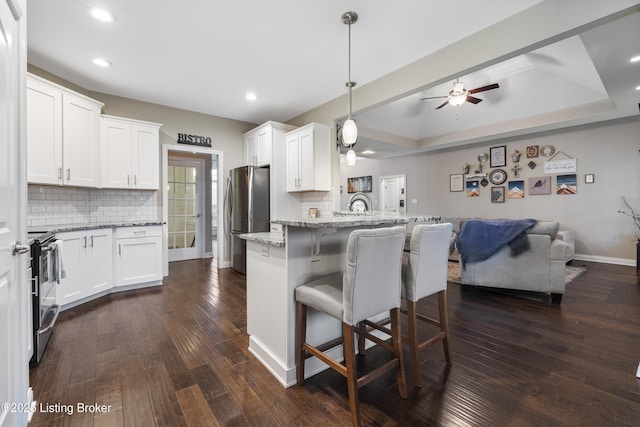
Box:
[58,167,62,180]
[66,168,71,181]
[82,236,87,248]
[119,244,121,255]
[90,235,94,247]
[127,174,130,186]
[134,174,137,186]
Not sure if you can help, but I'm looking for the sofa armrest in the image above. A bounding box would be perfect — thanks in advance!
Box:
[556,230,575,261]
[550,238,574,263]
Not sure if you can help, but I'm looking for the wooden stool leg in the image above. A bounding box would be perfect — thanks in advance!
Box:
[296,302,308,385]
[343,323,361,427]
[357,321,366,355]
[438,291,452,365]
[406,300,422,387]
[390,308,408,398]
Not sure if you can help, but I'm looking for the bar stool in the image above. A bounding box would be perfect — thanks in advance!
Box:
[358,223,453,387]
[403,223,453,387]
[295,226,408,427]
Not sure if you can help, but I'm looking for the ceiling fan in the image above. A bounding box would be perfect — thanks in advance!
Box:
[421,79,499,110]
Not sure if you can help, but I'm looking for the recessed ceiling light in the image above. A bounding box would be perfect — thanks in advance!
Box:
[636,85,640,91]
[246,92,257,101]
[361,150,376,155]
[630,55,640,63]
[92,58,112,68]
[91,8,115,22]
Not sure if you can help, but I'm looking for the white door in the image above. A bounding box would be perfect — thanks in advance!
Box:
[1,1,30,426]
[168,158,204,261]
[380,175,406,214]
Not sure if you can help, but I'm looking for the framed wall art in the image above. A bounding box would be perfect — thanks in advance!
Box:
[491,186,505,203]
[528,176,551,195]
[526,145,539,158]
[490,145,507,167]
[450,174,464,192]
[466,180,480,197]
[557,174,577,195]
[507,180,524,199]
[347,175,372,193]
[585,174,595,184]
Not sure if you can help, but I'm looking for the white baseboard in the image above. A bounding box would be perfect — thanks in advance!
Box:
[574,253,635,266]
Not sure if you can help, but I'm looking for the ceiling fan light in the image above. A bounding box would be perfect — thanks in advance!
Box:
[449,94,466,106]
[346,148,357,166]
[342,119,358,146]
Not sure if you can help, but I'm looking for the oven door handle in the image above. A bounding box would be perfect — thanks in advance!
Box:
[38,304,60,336]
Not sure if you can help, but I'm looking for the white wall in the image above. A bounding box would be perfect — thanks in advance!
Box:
[341,118,640,263]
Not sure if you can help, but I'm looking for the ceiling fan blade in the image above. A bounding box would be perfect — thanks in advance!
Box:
[435,100,449,110]
[420,95,448,100]
[466,96,482,104]
[468,83,499,94]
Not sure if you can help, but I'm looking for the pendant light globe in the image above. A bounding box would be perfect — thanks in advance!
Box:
[346,148,357,166]
[342,119,358,146]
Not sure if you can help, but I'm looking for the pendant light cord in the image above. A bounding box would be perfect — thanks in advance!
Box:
[347,19,353,119]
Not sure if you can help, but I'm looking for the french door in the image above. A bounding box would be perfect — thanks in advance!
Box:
[168,158,204,261]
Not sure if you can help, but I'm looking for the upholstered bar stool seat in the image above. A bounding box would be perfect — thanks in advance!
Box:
[295,226,408,427]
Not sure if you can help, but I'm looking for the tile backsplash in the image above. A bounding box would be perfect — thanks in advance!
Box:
[300,189,335,218]
[28,185,158,228]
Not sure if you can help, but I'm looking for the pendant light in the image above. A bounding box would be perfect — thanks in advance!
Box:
[341,11,358,165]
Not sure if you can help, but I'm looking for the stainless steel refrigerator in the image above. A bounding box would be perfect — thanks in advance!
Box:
[225,165,270,274]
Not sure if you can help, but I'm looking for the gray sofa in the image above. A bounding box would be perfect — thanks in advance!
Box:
[447,218,575,303]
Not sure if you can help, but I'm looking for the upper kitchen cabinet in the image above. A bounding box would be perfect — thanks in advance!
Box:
[285,123,331,192]
[100,115,162,190]
[244,121,296,219]
[27,74,103,187]
[244,121,295,167]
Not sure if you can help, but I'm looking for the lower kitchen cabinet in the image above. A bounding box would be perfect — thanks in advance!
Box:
[55,225,163,310]
[56,228,113,307]
[115,226,162,287]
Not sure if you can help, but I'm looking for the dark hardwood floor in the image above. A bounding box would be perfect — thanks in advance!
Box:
[28,259,640,426]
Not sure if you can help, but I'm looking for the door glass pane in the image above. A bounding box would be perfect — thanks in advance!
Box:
[175,166,185,182]
[186,232,196,248]
[185,183,195,199]
[168,166,175,182]
[186,167,196,183]
[176,200,185,215]
[175,216,185,231]
[175,184,185,198]
[186,216,196,233]
[186,199,195,216]
[174,233,185,249]
[168,233,175,250]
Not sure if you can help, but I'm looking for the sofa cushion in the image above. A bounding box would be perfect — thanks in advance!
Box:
[526,221,559,240]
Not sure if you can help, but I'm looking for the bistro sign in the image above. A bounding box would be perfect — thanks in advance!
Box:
[177,133,212,147]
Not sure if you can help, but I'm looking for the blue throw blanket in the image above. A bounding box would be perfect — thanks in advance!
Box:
[454,219,537,268]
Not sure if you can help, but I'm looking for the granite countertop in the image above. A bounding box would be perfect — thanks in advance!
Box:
[272,214,442,229]
[239,232,285,247]
[28,221,164,236]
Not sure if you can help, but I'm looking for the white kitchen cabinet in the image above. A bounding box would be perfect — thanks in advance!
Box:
[244,121,294,166]
[115,226,163,287]
[243,122,297,219]
[56,228,113,307]
[27,74,103,187]
[285,123,331,192]
[100,115,162,190]
[244,128,271,166]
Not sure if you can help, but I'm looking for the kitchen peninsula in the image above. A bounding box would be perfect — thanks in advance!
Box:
[241,213,440,387]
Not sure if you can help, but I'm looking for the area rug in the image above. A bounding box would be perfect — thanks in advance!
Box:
[447,261,587,286]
